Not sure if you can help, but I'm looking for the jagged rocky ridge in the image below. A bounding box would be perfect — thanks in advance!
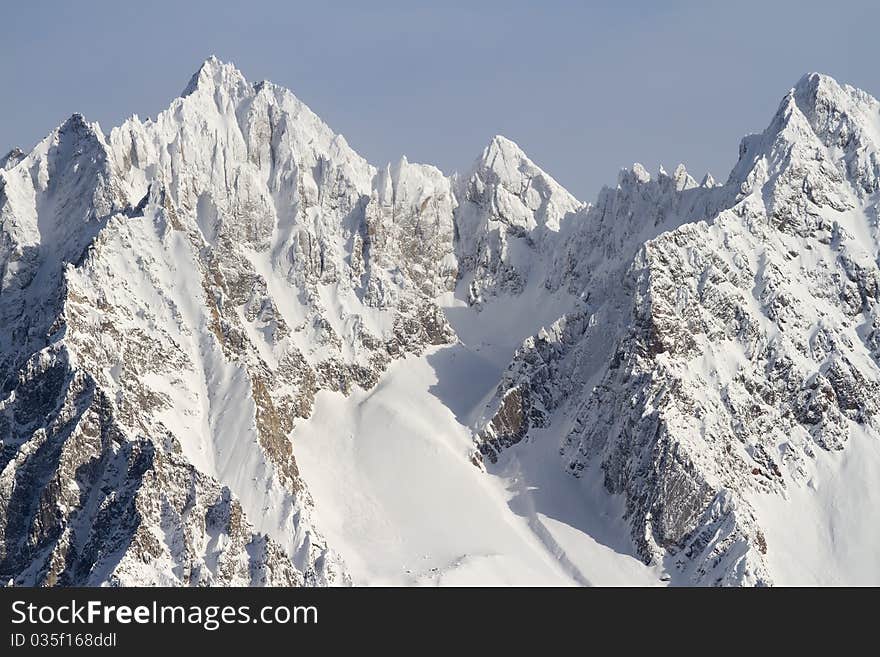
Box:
[2,60,879,585]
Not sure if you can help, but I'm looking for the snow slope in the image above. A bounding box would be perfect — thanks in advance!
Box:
[295,343,661,586]
[752,425,880,585]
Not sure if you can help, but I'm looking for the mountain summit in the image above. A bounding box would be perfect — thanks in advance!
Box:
[2,59,880,586]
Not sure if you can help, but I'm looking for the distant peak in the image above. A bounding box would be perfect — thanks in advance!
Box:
[63,112,89,128]
[617,162,696,191]
[671,163,698,190]
[196,54,229,77]
[1,146,25,170]
[775,70,880,148]
[483,134,527,161]
[618,163,651,186]
[182,55,249,98]
[468,134,582,212]
[489,134,519,149]
[792,71,838,96]
[791,72,841,106]
[474,135,537,178]
[787,71,865,123]
[58,113,102,139]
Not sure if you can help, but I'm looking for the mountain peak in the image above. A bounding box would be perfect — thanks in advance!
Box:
[786,71,880,132]
[473,134,581,206]
[182,55,250,98]
[485,134,525,157]
[790,71,849,115]
[791,71,848,99]
[60,112,91,131]
[728,71,880,193]
[54,113,105,148]
[473,134,531,174]
[617,162,651,187]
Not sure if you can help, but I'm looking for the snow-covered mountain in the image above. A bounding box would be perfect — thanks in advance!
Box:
[2,59,879,586]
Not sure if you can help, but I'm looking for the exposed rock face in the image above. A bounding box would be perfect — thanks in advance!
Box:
[3,61,880,586]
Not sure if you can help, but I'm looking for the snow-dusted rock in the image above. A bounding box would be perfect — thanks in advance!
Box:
[3,60,880,586]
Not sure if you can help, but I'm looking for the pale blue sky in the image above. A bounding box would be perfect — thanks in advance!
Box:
[3,1,879,200]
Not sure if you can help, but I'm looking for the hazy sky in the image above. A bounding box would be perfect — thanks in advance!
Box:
[3,0,879,200]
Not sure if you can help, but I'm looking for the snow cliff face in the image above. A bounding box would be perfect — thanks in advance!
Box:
[2,60,880,586]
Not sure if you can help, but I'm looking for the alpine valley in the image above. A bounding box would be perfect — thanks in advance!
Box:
[2,58,880,587]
